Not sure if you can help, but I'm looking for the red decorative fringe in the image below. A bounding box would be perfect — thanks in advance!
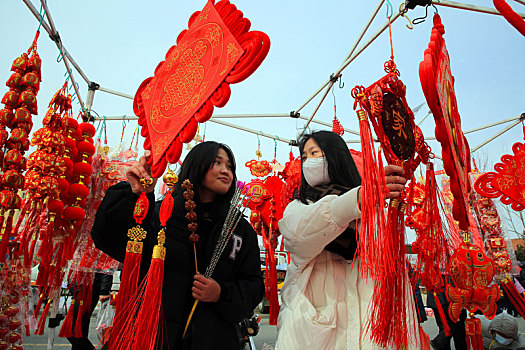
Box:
[33,291,46,316]
[493,0,525,36]
[465,316,483,350]
[58,299,76,338]
[419,324,431,350]
[356,108,413,347]
[0,211,14,263]
[368,200,409,348]
[355,109,387,277]
[501,280,525,318]
[434,293,451,337]
[73,300,85,338]
[262,226,279,325]
[109,248,142,350]
[35,300,51,335]
[130,257,165,350]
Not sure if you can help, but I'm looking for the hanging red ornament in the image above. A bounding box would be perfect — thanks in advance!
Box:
[134,0,270,177]
[446,242,499,348]
[245,159,272,178]
[493,0,525,36]
[475,140,525,211]
[420,14,472,231]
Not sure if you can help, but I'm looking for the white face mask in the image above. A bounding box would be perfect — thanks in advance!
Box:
[494,334,513,345]
[302,157,330,187]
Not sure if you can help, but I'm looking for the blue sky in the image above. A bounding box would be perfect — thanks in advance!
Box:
[1,1,524,239]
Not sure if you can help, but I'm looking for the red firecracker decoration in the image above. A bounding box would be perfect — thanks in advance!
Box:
[0,32,41,263]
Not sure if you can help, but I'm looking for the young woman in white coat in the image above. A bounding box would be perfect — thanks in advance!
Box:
[275,130,419,350]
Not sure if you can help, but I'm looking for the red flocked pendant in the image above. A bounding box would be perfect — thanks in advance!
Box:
[159,190,174,228]
[133,192,149,225]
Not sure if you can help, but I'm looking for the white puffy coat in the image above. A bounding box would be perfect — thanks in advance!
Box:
[275,187,420,350]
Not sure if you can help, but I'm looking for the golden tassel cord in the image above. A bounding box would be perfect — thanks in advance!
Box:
[183,299,199,338]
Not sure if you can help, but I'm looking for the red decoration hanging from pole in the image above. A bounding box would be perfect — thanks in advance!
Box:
[474,132,525,211]
[134,0,270,177]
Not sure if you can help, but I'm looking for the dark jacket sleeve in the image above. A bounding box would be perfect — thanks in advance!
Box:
[94,272,114,295]
[91,181,156,263]
[212,220,264,324]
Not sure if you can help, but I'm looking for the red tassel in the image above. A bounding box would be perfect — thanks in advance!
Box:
[58,299,76,338]
[493,0,525,36]
[33,293,45,316]
[262,226,279,325]
[73,300,84,338]
[35,300,51,335]
[0,210,15,263]
[433,293,451,337]
[501,279,525,318]
[108,245,142,350]
[114,229,167,350]
[465,316,483,350]
[72,276,93,338]
[356,108,414,347]
[355,109,387,277]
[368,199,409,348]
[130,246,165,350]
[0,211,5,238]
[109,190,151,350]
[419,324,431,350]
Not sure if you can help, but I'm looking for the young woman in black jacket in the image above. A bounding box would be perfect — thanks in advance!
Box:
[91,141,264,349]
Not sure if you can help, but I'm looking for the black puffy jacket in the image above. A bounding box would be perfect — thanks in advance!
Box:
[91,182,264,349]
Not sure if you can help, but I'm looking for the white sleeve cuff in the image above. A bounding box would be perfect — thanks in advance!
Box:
[329,186,360,228]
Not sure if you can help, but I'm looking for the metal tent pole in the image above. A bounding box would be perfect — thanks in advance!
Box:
[294,0,391,115]
[435,0,525,18]
[95,113,362,136]
[334,11,402,78]
[22,0,86,111]
[471,119,522,152]
[212,114,289,119]
[98,86,134,100]
[297,10,402,139]
[94,115,296,145]
[297,81,336,139]
[344,0,386,62]
[417,111,433,126]
[209,119,294,145]
[463,114,524,134]
[37,0,91,84]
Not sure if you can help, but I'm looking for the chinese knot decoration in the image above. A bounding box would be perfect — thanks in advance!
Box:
[472,171,525,318]
[474,128,525,211]
[134,0,270,177]
[352,56,429,348]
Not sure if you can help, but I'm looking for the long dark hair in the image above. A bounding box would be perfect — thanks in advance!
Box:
[174,141,237,206]
[298,131,361,204]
